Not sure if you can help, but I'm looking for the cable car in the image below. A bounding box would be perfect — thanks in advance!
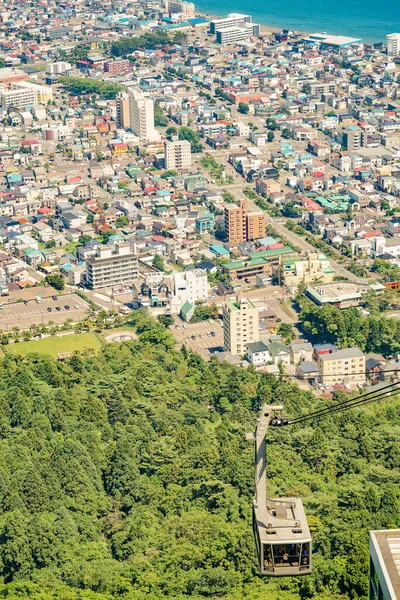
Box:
[248,404,312,576]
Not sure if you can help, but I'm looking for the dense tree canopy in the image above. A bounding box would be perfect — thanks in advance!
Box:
[59,77,123,99]
[0,308,399,600]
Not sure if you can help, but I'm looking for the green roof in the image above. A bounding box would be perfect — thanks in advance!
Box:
[180,301,193,316]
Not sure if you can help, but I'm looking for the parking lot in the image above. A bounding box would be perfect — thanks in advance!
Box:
[0,293,90,330]
[172,320,224,360]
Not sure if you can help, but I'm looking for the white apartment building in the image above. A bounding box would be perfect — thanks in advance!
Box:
[216,26,252,45]
[209,13,252,33]
[128,88,160,143]
[223,297,259,355]
[165,140,191,170]
[173,269,209,305]
[0,87,35,108]
[46,61,72,75]
[85,243,138,289]
[0,80,53,108]
[386,33,400,57]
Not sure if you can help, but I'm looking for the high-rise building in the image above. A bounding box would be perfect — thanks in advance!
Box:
[369,529,400,600]
[224,199,266,243]
[116,92,130,130]
[129,88,159,142]
[209,13,252,33]
[223,297,259,355]
[116,89,160,142]
[165,140,192,170]
[85,243,138,289]
[386,33,400,57]
[342,127,364,152]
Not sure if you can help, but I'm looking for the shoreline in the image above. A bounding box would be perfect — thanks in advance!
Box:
[194,4,387,44]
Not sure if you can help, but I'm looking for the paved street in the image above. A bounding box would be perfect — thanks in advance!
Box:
[0,293,90,330]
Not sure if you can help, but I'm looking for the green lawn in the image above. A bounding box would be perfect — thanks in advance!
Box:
[8,332,101,358]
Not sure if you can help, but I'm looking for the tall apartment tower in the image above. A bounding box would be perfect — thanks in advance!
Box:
[129,88,160,142]
[223,297,259,355]
[116,92,130,130]
[165,140,192,170]
[224,198,266,243]
[386,33,400,57]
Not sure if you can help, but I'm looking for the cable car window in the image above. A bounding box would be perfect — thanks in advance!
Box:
[263,544,273,568]
[272,544,301,567]
[301,543,310,567]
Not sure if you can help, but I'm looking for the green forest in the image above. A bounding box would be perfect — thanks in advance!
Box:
[0,309,399,600]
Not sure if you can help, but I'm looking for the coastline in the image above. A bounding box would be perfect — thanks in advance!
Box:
[194,0,391,43]
[197,9,287,36]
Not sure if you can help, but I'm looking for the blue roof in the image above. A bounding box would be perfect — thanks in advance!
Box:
[210,244,230,256]
[258,236,277,246]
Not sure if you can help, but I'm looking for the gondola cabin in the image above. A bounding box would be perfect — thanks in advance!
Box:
[248,405,312,576]
[253,496,312,576]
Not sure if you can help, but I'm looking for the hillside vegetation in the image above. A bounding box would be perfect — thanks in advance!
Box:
[0,309,399,600]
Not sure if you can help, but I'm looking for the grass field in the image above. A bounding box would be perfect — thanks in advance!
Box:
[8,332,101,358]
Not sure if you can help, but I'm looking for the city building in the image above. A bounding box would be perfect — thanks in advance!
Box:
[165,140,192,170]
[120,88,160,142]
[216,26,252,44]
[342,126,364,152]
[273,252,334,292]
[210,13,252,33]
[369,529,400,600]
[317,347,366,386]
[306,282,384,309]
[167,0,195,17]
[0,80,53,108]
[172,269,209,306]
[46,62,72,75]
[116,92,130,130]
[104,59,131,75]
[386,33,400,57]
[224,199,266,243]
[223,297,259,355]
[85,243,138,289]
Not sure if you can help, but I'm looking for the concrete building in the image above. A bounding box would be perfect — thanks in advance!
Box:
[0,81,53,108]
[165,140,191,170]
[223,297,259,355]
[224,199,266,243]
[369,529,400,600]
[0,67,29,87]
[116,92,130,130]
[274,252,334,293]
[210,13,252,33]
[386,33,400,57]
[46,62,72,75]
[342,126,364,152]
[216,26,252,44]
[128,88,160,143]
[317,347,366,386]
[0,87,35,108]
[85,242,138,289]
[167,0,195,17]
[173,269,209,306]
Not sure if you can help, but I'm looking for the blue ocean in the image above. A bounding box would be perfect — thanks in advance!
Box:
[195,0,400,43]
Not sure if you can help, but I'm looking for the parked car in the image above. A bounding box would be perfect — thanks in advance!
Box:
[55,306,61,311]
[64,305,70,310]
[47,307,52,312]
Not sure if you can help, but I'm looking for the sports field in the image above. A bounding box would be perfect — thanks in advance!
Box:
[8,332,102,358]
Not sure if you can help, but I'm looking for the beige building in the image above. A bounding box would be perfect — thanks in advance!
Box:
[85,242,138,289]
[223,297,259,355]
[167,0,195,17]
[165,140,191,170]
[318,348,365,386]
[116,88,160,142]
[274,252,334,293]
